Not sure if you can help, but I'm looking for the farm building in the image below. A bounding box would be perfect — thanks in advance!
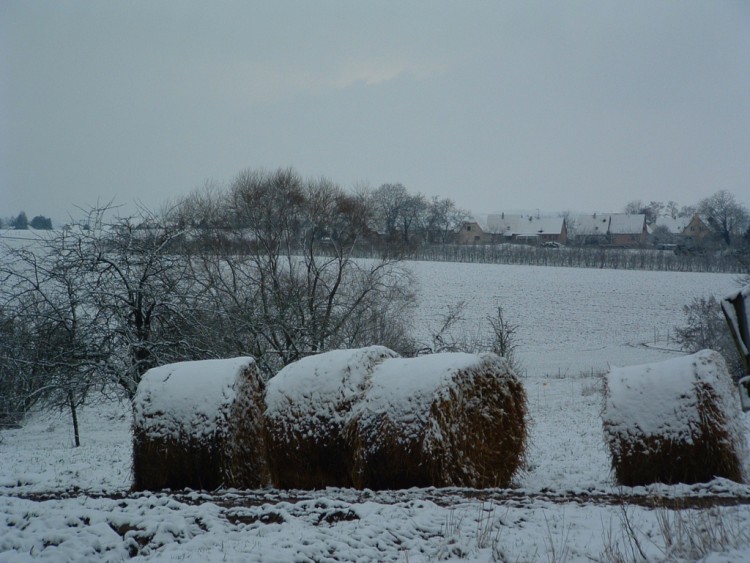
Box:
[458,214,567,245]
[653,214,712,243]
[573,213,648,246]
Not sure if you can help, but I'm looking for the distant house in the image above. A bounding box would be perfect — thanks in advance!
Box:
[652,216,691,236]
[457,218,494,245]
[487,214,567,245]
[574,213,648,246]
[653,214,711,243]
[458,214,567,245]
[681,214,711,242]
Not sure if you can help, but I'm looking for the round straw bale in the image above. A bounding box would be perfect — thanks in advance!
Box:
[347,352,528,489]
[263,346,399,489]
[602,349,745,487]
[132,357,268,491]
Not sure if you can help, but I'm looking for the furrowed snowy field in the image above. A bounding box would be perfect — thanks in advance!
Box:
[3,259,750,562]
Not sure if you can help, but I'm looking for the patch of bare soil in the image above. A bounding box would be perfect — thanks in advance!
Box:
[9,484,750,511]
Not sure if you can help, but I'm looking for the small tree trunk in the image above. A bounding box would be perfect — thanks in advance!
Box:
[68,391,80,447]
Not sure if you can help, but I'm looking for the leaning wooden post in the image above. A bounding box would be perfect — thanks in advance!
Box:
[721,284,750,411]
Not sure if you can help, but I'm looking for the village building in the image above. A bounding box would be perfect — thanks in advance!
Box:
[573,213,648,246]
[458,214,567,245]
[652,214,712,244]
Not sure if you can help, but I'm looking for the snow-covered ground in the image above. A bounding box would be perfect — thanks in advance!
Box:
[3,376,750,562]
[2,262,750,561]
[410,260,738,377]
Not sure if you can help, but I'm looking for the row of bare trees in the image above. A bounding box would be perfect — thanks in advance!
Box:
[0,212,54,230]
[366,183,469,247]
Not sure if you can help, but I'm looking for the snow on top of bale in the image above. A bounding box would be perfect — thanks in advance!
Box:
[133,357,255,441]
[347,352,526,489]
[355,352,495,420]
[264,346,399,421]
[604,349,740,442]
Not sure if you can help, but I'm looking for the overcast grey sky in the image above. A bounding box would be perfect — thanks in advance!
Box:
[2,1,749,222]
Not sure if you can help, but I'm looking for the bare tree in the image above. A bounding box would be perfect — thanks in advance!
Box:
[3,206,216,404]
[183,168,417,377]
[623,200,644,215]
[0,231,109,445]
[679,204,697,218]
[369,183,410,242]
[0,308,41,428]
[698,190,750,247]
[81,208,212,398]
[423,302,522,373]
[398,192,427,247]
[486,306,521,372]
[623,200,662,224]
[666,200,680,220]
[2,168,419,433]
[427,301,472,354]
[368,183,429,248]
[424,196,469,244]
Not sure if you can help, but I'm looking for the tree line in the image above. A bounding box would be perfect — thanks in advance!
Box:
[1,212,53,230]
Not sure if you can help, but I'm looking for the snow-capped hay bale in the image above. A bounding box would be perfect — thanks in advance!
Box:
[603,350,745,487]
[264,346,399,488]
[347,352,527,489]
[132,357,268,491]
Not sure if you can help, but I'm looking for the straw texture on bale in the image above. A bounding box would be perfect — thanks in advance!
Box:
[602,350,745,487]
[132,357,269,491]
[347,352,528,490]
[263,346,399,489]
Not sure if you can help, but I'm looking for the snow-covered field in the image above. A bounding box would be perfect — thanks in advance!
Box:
[2,261,750,561]
[410,260,739,377]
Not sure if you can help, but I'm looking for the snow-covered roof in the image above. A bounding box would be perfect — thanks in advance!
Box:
[575,214,645,235]
[464,216,489,232]
[485,214,565,237]
[609,214,645,234]
[653,216,691,234]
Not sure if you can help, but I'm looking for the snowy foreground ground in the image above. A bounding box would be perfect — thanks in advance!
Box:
[3,375,750,562]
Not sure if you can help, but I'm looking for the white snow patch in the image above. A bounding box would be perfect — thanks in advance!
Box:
[133,357,256,441]
[264,345,398,429]
[604,349,742,443]
[356,352,489,419]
